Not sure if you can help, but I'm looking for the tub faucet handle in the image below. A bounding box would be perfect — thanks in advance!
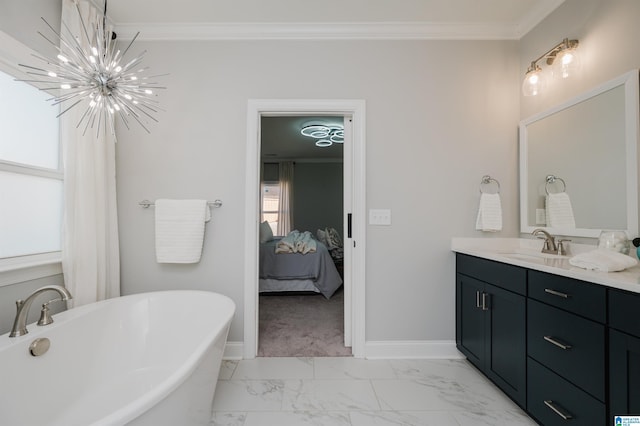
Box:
[9,285,72,338]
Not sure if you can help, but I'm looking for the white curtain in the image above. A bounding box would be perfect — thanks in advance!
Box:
[61,0,120,306]
[277,161,294,236]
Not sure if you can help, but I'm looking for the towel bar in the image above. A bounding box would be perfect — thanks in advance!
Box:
[139,199,223,209]
[545,175,566,194]
[479,175,500,194]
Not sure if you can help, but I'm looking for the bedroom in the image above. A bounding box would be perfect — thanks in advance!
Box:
[258,115,349,356]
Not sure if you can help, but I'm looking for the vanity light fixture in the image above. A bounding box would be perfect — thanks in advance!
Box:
[17,0,165,136]
[300,123,344,147]
[522,38,580,97]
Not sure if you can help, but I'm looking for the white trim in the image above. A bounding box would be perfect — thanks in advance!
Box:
[223,341,244,360]
[115,14,560,42]
[245,99,366,359]
[0,252,63,287]
[364,340,465,360]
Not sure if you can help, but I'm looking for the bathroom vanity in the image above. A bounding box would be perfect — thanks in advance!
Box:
[453,238,640,425]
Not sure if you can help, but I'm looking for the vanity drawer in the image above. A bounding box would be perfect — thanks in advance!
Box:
[609,288,640,337]
[527,299,605,401]
[456,254,526,295]
[527,357,606,426]
[528,270,606,322]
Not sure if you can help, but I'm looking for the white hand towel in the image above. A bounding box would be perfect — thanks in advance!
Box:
[475,193,502,232]
[546,192,576,228]
[569,249,638,272]
[155,199,210,263]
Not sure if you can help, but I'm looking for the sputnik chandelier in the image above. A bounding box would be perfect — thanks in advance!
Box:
[300,123,344,147]
[18,0,165,137]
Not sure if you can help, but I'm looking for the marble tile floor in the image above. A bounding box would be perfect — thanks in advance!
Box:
[211,357,538,426]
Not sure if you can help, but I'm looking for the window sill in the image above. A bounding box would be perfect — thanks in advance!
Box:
[0,252,63,287]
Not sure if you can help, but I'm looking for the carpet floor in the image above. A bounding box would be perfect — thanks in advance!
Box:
[258,288,352,357]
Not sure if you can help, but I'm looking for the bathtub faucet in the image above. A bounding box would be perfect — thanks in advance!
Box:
[9,285,73,338]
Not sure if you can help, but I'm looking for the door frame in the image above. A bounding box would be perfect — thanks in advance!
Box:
[244,99,366,359]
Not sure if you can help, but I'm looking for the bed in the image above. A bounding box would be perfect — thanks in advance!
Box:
[259,237,343,299]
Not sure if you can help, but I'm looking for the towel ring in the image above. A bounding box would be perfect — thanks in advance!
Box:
[545,175,566,195]
[479,175,500,194]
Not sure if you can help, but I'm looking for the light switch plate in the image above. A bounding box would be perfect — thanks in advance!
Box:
[369,209,391,225]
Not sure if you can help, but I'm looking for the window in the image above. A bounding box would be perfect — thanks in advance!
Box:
[261,182,280,235]
[0,68,62,259]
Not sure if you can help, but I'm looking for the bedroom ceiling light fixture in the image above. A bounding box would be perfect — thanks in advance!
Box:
[300,124,344,147]
[522,38,580,97]
[17,0,165,137]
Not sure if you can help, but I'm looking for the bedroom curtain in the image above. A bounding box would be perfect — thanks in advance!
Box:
[60,0,120,307]
[277,161,294,236]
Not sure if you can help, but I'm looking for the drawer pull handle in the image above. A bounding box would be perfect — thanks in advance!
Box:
[544,335,572,350]
[476,291,482,309]
[544,288,570,298]
[481,292,489,311]
[544,400,573,420]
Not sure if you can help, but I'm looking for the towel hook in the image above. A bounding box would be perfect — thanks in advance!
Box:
[545,175,566,195]
[480,175,500,194]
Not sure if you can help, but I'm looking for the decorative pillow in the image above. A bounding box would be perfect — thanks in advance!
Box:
[316,229,327,245]
[325,227,343,249]
[259,221,274,243]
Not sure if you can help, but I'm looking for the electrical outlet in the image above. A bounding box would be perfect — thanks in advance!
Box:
[536,208,546,225]
[369,209,391,225]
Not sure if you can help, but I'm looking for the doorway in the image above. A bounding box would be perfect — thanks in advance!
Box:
[259,115,347,356]
[244,99,366,359]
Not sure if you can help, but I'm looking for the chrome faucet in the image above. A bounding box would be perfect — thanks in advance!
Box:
[532,228,558,254]
[9,285,72,337]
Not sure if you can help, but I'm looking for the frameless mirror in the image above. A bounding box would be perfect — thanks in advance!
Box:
[520,70,639,238]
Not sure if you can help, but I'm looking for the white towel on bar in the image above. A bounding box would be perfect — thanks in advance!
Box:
[569,249,637,272]
[155,199,210,263]
[475,192,502,232]
[546,192,576,228]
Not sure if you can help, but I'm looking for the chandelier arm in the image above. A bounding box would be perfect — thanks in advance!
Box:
[74,1,94,52]
[121,103,152,133]
[55,99,83,118]
[118,32,141,64]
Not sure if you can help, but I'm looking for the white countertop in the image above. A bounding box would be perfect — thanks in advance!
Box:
[451,238,640,294]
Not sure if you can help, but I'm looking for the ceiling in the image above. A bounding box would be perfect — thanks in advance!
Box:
[261,116,344,161]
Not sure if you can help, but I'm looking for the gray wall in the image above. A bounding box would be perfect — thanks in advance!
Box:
[293,162,343,237]
[0,1,65,336]
[3,0,637,348]
[115,38,521,343]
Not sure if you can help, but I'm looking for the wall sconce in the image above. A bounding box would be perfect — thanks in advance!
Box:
[522,38,580,97]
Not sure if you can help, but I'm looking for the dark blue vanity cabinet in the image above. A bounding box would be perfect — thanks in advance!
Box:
[454,253,630,425]
[456,254,527,408]
[609,289,640,418]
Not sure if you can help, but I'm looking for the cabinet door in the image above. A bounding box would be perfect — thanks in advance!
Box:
[456,274,485,368]
[485,283,526,408]
[610,329,640,417]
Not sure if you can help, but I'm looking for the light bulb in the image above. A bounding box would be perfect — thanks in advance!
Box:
[554,48,580,79]
[57,54,69,63]
[60,83,71,89]
[522,67,545,97]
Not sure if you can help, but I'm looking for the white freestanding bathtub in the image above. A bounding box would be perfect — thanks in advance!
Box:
[0,290,235,426]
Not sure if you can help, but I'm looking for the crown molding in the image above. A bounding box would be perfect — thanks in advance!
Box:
[114,21,524,41]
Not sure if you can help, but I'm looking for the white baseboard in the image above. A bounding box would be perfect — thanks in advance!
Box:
[225,340,465,360]
[223,341,244,360]
[364,340,465,359]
